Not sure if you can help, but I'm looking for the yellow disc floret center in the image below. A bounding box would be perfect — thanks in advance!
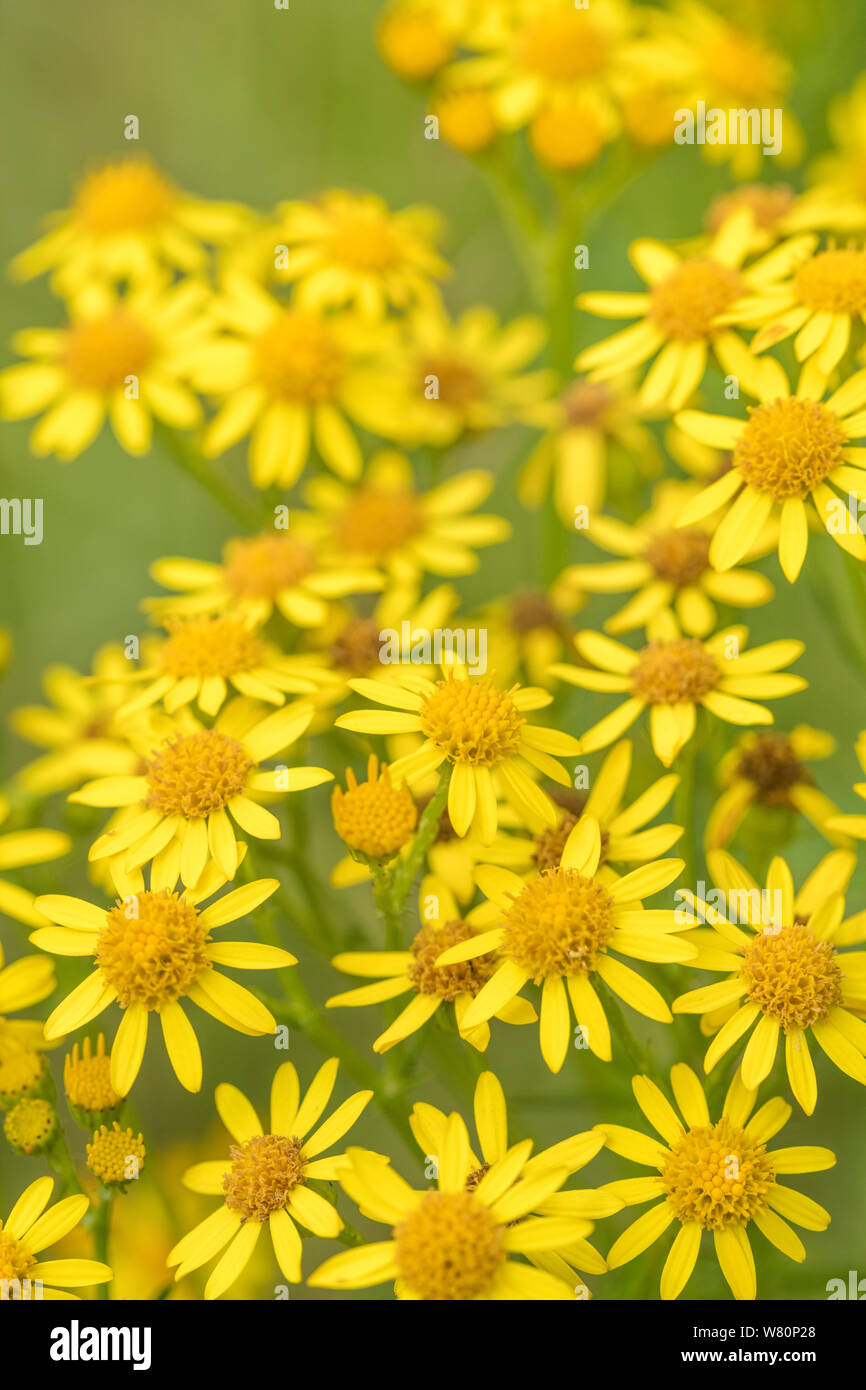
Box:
[224,533,316,597]
[649,261,744,342]
[503,869,615,980]
[144,729,252,818]
[223,1133,307,1220]
[159,616,263,679]
[646,528,711,585]
[328,213,399,272]
[420,675,525,766]
[733,397,846,498]
[254,311,345,403]
[394,1190,505,1300]
[74,161,176,234]
[332,763,418,859]
[631,637,719,704]
[662,1117,775,1228]
[64,314,153,392]
[97,890,210,1009]
[334,488,423,557]
[409,919,496,1000]
[0,1229,37,1286]
[87,1123,146,1185]
[520,13,607,80]
[742,922,843,1030]
[795,248,866,315]
[64,1037,121,1114]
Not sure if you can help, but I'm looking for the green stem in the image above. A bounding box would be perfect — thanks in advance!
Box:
[390,765,452,910]
[47,1130,85,1196]
[86,1189,114,1300]
[596,980,653,1076]
[155,423,264,531]
[372,862,402,951]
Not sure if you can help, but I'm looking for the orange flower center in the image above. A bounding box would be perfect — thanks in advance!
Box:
[503,869,615,980]
[97,890,210,1008]
[631,638,719,704]
[662,1117,775,1229]
[74,161,176,234]
[334,488,423,557]
[741,922,843,1030]
[420,675,525,766]
[519,12,608,81]
[254,311,345,403]
[645,528,711,586]
[223,1133,307,1220]
[144,729,252,818]
[394,1190,505,1300]
[64,314,153,392]
[224,533,316,598]
[649,261,744,342]
[409,919,496,1000]
[733,397,846,498]
[794,247,866,316]
[159,616,263,679]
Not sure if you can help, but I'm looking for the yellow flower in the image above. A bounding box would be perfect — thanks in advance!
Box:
[326,875,537,1053]
[0,796,71,928]
[32,863,293,1095]
[673,849,866,1113]
[491,738,683,876]
[432,82,500,155]
[274,190,449,318]
[377,0,463,81]
[9,644,146,796]
[457,0,633,135]
[191,280,406,488]
[314,582,459,699]
[0,1049,48,1108]
[167,1059,372,1298]
[641,3,803,179]
[408,1069,622,1289]
[391,305,555,447]
[519,374,663,527]
[729,235,866,389]
[827,730,866,841]
[675,361,866,581]
[576,212,810,411]
[87,1123,146,1187]
[0,941,55,1061]
[0,1175,112,1299]
[111,614,326,720]
[308,1127,592,1298]
[706,727,849,850]
[146,524,384,631]
[335,661,581,842]
[0,279,208,460]
[433,815,690,1072]
[306,450,510,591]
[557,479,774,637]
[552,613,806,768]
[596,1065,834,1300]
[469,586,583,690]
[703,184,799,253]
[8,157,248,294]
[331,755,418,862]
[64,1034,123,1122]
[68,699,331,889]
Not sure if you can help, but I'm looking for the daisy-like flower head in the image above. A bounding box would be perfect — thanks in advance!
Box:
[316,583,459,698]
[496,738,683,877]
[576,212,817,412]
[327,875,537,1053]
[704,184,798,253]
[519,373,663,526]
[0,1176,112,1300]
[146,522,385,631]
[273,190,449,319]
[642,2,802,179]
[0,1049,49,1109]
[409,1068,623,1288]
[434,815,690,1072]
[730,236,866,389]
[167,1058,372,1298]
[9,644,146,797]
[31,859,294,1096]
[558,479,774,638]
[0,941,55,1062]
[64,1034,123,1127]
[308,450,510,592]
[596,1064,835,1300]
[672,849,866,1113]
[551,612,806,768]
[7,157,248,294]
[0,279,209,461]
[68,699,332,889]
[190,280,406,490]
[675,361,866,581]
[431,80,500,156]
[470,585,582,690]
[706,726,849,850]
[827,729,866,842]
[392,305,555,448]
[335,660,581,844]
[309,1115,600,1299]
[331,754,418,863]
[0,794,71,928]
[110,614,327,721]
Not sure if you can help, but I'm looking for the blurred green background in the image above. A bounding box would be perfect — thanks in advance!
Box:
[1,0,865,1300]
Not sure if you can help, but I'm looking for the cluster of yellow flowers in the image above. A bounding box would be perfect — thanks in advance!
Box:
[3,6,866,1308]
